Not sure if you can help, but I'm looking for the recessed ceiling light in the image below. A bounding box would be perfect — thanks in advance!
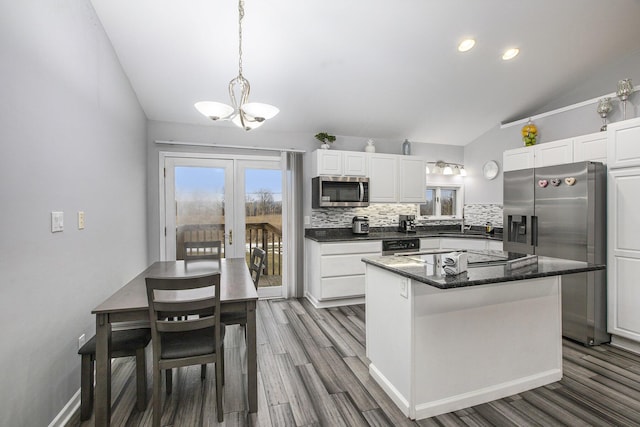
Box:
[458,39,476,52]
[502,48,520,60]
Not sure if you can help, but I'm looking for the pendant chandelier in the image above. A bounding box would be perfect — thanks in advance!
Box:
[195,0,279,131]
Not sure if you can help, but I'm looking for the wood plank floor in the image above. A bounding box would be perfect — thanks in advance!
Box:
[67,299,640,426]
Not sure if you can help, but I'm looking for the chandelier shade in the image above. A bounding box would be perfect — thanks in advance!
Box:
[195,0,278,130]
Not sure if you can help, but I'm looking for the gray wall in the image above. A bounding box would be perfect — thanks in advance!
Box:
[464,52,640,204]
[0,1,147,425]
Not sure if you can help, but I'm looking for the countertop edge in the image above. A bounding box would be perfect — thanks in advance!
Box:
[305,232,503,243]
[362,257,605,290]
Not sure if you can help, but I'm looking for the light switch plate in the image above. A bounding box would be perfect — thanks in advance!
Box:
[51,211,64,233]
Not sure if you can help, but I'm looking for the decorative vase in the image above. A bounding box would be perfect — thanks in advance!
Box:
[616,78,634,120]
[522,120,537,146]
[402,139,411,155]
[365,139,376,153]
[596,97,613,131]
[320,143,330,150]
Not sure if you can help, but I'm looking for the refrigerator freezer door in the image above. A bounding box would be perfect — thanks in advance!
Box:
[503,169,535,254]
[534,162,589,261]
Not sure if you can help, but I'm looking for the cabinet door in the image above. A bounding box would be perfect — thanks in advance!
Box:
[607,117,640,169]
[343,152,367,176]
[608,167,640,341]
[399,157,426,203]
[368,154,398,202]
[315,150,343,175]
[573,132,607,163]
[534,138,573,168]
[503,147,534,172]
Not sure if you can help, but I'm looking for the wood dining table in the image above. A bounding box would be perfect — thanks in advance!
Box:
[91,258,258,427]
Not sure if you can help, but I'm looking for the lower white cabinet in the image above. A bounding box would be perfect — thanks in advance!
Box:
[608,166,640,347]
[438,237,503,251]
[305,239,381,307]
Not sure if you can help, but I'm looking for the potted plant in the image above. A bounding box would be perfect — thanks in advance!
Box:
[315,132,336,149]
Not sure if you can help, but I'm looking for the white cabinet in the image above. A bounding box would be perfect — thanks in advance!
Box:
[503,147,534,172]
[368,154,426,203]
[312,150,367,176]
[574,133,607,163]
[420,237,503,251]
[534,138,573,167]
[504,132,606,172]
[608,166,640,345]
[607,117,640,169]
[368,154,398,202]
[305,239,381,307]
[420,238,440,250]
[399,157,427,203]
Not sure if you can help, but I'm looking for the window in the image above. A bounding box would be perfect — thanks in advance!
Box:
[418,185,463,218]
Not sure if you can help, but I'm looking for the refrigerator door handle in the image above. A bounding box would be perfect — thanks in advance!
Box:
[531,215,538,247]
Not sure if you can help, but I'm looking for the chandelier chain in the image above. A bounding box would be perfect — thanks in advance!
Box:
[238,0,244,77]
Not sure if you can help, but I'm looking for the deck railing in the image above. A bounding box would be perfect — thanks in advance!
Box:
[177,223,282,278]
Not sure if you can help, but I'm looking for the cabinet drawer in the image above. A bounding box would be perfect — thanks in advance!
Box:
[420,238,440,249]
[320,241,381,255]
[440,237,487,250]
[320,276,365,299]
[487,240,503,251]
[321,253,374,277]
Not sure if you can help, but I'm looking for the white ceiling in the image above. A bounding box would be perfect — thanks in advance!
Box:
[90,0,640,146]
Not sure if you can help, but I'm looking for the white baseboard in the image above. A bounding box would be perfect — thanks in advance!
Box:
[368,362,562,421]
[610,335,640,355]
[304,293,365,309]
[48,388,80,427]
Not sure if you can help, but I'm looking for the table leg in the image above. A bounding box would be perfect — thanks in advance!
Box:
[247,301,257,412]
[95,313,112,427]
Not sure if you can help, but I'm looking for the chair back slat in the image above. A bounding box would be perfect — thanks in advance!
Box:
[156,316,215,333]
[184,240,222,261]
[153,296,217,314]
[249,247,266,289]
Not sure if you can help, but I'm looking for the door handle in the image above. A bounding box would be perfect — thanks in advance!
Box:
[229,230,233,245]
[531,216,538,247]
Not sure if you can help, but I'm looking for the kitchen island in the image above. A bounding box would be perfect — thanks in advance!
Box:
[362,250,605,420]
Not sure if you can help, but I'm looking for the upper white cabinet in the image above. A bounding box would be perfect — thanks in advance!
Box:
[399,157,427,203]
[312,150,367,176]
[574,132,607,163]
[534,137,573,167]
[504,132,606,172]
[368,154,426,203]
[607,117,640,169]
[503,147,534,172]
[368,154,398,202]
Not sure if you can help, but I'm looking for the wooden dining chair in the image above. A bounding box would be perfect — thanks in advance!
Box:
[221,247,266,330]
[183,240,222,261]
[145,272,225,425]
[77,328,151,421]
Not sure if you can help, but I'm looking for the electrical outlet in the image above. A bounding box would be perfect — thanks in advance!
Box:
[400,278,408,298]
[78,211,85,230]
[78,334,86,350]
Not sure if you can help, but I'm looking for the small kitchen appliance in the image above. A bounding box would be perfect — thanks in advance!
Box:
[398,214,416,233]
[352,216,369,234]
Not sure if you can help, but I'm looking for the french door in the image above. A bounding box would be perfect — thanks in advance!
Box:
[162,154,284,298]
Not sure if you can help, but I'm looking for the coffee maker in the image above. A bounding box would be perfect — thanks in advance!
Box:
[398,214,416,233]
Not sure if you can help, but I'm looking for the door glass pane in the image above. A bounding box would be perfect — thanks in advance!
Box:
[175,166,226,260]
[420,189,436,216]
[245,169,282,288]
[440,189,457,216]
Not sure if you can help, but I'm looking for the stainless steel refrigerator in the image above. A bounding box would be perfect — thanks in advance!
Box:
[503,161,608,346]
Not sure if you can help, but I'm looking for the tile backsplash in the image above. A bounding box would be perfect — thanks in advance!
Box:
[310,204,462,228]
[463,203,503,227]
[311,203,503,229]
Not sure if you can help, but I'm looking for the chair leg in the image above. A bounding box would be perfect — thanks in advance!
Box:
[216,350,224,422]
[152,365,162,427]
[135,347,147,412]
[201,364,206,380]
[79,354,93,421]
[165,368,172,395]
[221,345,225,385]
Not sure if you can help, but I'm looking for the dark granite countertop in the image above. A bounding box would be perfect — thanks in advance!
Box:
[361,250,605,289]
[305,226,503,242]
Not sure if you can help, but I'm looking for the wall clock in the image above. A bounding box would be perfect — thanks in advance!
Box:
[482,160,499,180]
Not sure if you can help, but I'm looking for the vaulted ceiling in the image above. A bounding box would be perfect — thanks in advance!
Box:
[90,0,640,145]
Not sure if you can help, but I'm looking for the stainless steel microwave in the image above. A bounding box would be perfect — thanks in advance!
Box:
[312,176,369,208]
